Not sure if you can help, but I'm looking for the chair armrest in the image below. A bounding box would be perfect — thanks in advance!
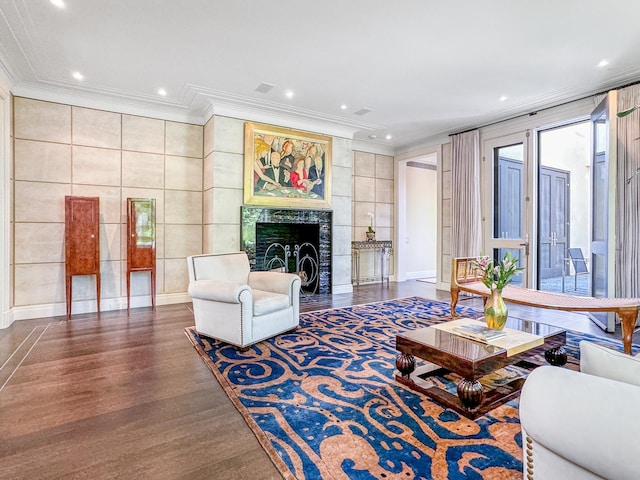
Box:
[188,280,251,303]
[520,366,640,480]
[248,271,301,296]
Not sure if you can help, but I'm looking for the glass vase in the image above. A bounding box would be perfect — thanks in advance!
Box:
[484,288,508,330]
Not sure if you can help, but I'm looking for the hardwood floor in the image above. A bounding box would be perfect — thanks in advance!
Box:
[0,281,623,479]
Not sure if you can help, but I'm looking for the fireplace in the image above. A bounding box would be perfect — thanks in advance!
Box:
[241,207,332,294]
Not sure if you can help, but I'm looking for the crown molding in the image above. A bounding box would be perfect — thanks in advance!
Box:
[351,139,395,156]
[12,81,207,124]
[188,83,382,139]
[6,77,389,139]
[0,53,18,92]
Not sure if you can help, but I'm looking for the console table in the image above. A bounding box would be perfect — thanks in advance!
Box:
[351,240,392,287]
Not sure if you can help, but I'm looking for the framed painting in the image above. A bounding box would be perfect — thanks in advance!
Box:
[244,122,332,209]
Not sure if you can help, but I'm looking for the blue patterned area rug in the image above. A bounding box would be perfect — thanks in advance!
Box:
[184,296,626,480]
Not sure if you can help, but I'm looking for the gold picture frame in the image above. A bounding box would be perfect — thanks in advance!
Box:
[244,122,332,209]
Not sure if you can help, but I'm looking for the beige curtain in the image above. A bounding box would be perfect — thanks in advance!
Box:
[593,92,606,108]
[616,85,640,298]
[451,130,482,257]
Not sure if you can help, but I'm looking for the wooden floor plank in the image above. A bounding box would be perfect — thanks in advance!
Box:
[0,281,620,479]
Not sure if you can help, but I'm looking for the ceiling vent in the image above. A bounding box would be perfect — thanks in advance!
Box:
[255,82,275,94]
[354,107,372,116]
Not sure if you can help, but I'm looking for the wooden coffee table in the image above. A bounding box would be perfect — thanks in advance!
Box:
[395,318,567,419]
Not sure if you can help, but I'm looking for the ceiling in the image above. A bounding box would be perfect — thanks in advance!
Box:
[1,0,640,152]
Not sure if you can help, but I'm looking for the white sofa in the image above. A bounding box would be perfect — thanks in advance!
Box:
[520,341,640,479]
[187,252,301,349]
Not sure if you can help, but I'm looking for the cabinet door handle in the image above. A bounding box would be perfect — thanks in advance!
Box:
[91,234,95,238]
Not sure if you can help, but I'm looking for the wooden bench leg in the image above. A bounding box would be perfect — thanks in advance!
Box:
[618,308,638,355]
[450,287,459,318]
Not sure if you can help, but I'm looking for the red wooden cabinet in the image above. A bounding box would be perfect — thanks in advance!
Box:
[65,196,100,318]
[127,198,156,312]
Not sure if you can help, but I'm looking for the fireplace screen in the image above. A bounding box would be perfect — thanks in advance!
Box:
[241,207,332,294]
[257,223,320,293]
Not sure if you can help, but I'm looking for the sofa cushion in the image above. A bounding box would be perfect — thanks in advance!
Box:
[252,289,290,316]
[580,340,640,386]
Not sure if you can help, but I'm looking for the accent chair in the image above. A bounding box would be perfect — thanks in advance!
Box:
[567,247,589,292]
[520,341,640,479]
[186,252,301,349]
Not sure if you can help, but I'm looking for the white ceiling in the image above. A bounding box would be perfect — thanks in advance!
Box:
[2,0,640,152]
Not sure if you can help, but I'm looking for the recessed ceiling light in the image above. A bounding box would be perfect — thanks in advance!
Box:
[285,90,294,99]
[157,88,167,96]
[385,134,392,140]
[50,0,65,8]
[499,95,508,102]
[340,104,348,110]
[597,59,609,68]
[72,71,84,80]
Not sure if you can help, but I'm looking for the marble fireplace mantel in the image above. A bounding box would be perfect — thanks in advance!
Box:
[240,207,332,294]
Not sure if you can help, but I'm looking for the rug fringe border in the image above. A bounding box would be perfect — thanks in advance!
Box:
[183,327,297,480]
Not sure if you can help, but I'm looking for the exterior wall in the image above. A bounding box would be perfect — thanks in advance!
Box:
[202,115,354,294]
[12,97,203,318]
[352,151,394,283]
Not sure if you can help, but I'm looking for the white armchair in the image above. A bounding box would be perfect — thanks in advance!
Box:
[187,252,301,349]
[520,341,640,480]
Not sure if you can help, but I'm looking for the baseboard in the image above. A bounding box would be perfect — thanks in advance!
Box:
[332,284,353,295]
[406,270,436,280]
[4,292,192,328]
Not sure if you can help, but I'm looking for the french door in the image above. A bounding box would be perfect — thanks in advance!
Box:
[538,166,569,280]
[482,132,531,287]
[590,92,618,331]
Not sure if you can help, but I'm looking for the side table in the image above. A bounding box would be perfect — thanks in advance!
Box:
[351,240,392,287]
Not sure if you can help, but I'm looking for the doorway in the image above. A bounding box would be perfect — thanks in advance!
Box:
[396,153,438,284]
[536,121,591,295]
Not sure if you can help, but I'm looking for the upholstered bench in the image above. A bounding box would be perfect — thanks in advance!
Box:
[450,257,640,354]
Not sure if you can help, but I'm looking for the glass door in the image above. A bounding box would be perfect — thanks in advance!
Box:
[483,133,531,287]
[590,92,618,332]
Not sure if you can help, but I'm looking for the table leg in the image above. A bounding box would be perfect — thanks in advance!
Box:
[395,353,415,378]
[66,274,72,319]
[457,379,484,411]
[381,245,390,286]
[544,346,567,366]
